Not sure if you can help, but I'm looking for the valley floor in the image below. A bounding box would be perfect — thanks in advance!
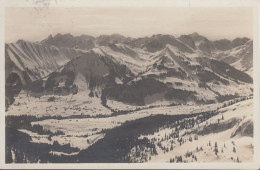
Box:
[5,92,253,163]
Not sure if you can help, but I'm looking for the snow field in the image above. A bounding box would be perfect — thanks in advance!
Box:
[138,99,253,163]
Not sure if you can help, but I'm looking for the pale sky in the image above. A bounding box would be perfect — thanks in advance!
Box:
[5,7,253,43]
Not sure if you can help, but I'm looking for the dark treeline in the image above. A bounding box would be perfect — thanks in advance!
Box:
[5,127,79,163]
[75,111,217,163]
[6,110,217,163]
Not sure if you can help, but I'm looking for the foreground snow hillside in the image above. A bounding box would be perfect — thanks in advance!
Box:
[136,99,253,163]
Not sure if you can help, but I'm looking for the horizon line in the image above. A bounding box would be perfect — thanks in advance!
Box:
[6,32,252,44]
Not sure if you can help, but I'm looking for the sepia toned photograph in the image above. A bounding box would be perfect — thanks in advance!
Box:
[1,0,259,168]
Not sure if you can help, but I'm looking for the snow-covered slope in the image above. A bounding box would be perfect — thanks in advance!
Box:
[177,33,252,75]
[41,34,95,50]
[43,48,136,98]
[121,44,253,105]
[96,34,132,46]
[128,34,194,53]
[43,41,252,106]
[5,40,83,82]
[213,40,253,76]
[5,33,253,109]
[136,99,253,163]
[39,33,253,77]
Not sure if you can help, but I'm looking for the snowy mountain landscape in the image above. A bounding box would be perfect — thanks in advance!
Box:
[5,33,254,163]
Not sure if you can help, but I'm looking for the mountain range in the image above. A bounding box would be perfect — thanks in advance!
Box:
[5,32,253,107]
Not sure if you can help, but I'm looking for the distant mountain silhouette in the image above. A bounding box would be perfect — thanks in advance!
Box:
[5,33,253,107]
